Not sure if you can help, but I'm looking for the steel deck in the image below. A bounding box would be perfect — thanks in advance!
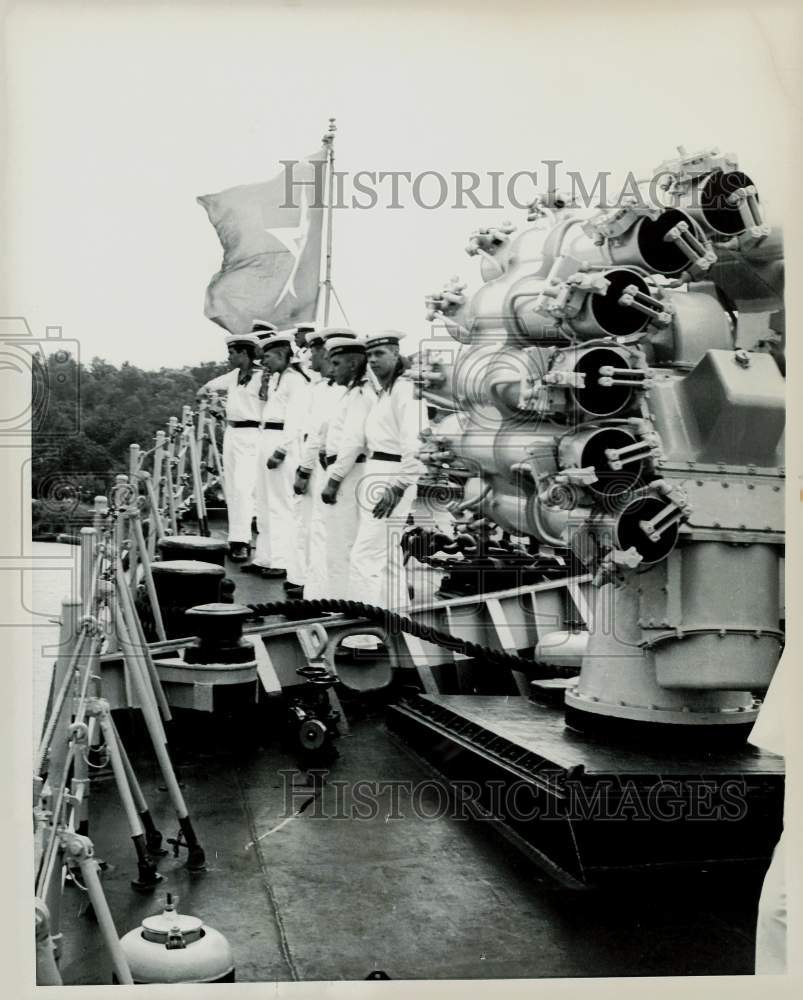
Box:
[56,711,765,983]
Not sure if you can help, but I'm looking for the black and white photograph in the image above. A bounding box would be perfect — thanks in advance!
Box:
[1,0,800,994]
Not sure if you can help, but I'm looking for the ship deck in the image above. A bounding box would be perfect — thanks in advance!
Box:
[57,706,766,984]
[52,534,770,982]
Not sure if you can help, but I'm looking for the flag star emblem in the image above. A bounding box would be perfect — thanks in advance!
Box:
[265,185,311,307]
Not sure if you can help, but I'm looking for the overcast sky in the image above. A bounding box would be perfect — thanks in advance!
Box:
[4,1,800,369]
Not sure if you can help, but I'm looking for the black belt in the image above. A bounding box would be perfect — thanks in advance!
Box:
[371,451,402,462]
[262,421,285,430]
[325,454,367,467]
[228,420,260,428]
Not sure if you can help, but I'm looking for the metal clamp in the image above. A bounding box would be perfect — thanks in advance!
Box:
[638,493,691,543]
[726,185,768,239]
[165,927,188,951]
[604,433,663,470]
[59,830,94,862]
[663,221,717,276]
[543,370,587,389]
[536,271,609,321]
[583,202,662,242]
[597,366,653,389]
[554,466,599,487]
[592,546,643,586]
[618,284,673,327]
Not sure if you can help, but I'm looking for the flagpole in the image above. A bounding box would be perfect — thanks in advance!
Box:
[322,117,336,325]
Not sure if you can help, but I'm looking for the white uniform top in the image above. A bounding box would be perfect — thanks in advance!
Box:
[298,380,346,470]
[202,368,263,423]
[260,364,311,453]
[327,379,376,482]
[366,376,427,489]
[296,346,322,381]
[749,652,788,758]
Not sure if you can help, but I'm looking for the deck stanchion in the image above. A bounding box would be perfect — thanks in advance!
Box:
[164,417,180,535]
[150,429,168,553]
[60,832,135,984]
[196,397,208,445]
[130,510,167,642]
[92,494,109,533]
[174,410,191,505]
[42,598,83,785]
[204,398,226,498]
[109,565,205,871]
[140,471,165,549]
[79,528,97,614]
[122,506,140,603]
[113,559,172,723]
[72,715,93,837]
[109,586,167,743]
[110,715,166,857]
[88,698,163,889]
[184,406,209,536]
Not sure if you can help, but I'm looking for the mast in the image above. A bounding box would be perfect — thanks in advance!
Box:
[322,117,337,325]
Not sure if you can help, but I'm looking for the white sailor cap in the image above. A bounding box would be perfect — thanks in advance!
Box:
[251,319,278,340]
[365,330,403,350]
[320,327,358,342]
[326,336,366,357]
[259,332,295,352]
[296,321,318,334]
[305,327,327,347]
[225,333,260,349]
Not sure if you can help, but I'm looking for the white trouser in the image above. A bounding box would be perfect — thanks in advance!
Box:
[222,426,259,544]
[756,830,786,974]
[302,462,328,599]
[294,458,322,586]
[326,461,365,600]
[347,458,417,612]
[253,429,303,584]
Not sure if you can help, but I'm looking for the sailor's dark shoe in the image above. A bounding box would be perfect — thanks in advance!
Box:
[228,543,250,562]
[241,561,263,575]
[259,566,287,579]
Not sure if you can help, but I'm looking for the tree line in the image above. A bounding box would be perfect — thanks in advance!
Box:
[32,353,227,531]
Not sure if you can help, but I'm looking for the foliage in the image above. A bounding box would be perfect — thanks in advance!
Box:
[32,352,228,510]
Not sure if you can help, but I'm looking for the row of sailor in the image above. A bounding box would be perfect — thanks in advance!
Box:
[197,322,428,614]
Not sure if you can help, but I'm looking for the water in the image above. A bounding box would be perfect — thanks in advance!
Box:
[31,541,81,750]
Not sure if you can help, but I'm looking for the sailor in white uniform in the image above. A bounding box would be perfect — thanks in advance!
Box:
[313,336,375,599]
[292,328,346,591]
[248,320,281,531]
[248,331,312,590]
[751,652,789,974]
[252,319,278,353]
[346,332,426,612]
[196,332,262,561]
[294,322,319,379]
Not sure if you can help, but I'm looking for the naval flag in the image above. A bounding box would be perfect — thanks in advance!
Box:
[198,148,327,335]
